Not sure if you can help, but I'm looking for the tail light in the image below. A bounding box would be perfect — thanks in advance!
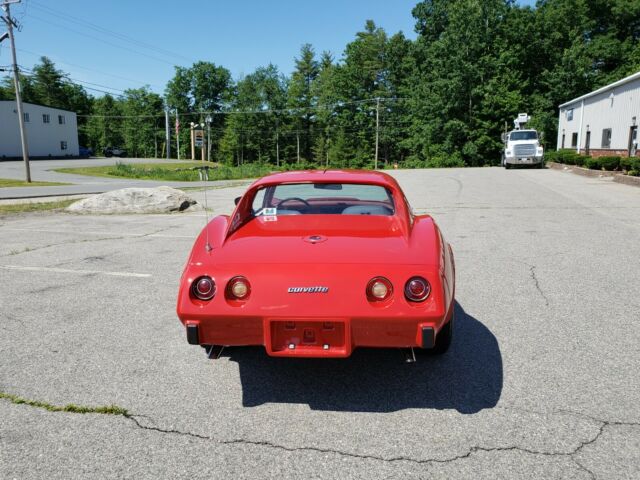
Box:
[366,277,393,301]
[404,277,430,302]
[227,276,251,300]
[192,276,215,300]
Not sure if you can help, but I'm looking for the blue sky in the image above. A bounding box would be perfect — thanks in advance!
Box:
[2,0,536,97]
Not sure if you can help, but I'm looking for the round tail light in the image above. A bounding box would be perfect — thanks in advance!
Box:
[227,276,251,300]
[404,277,430,302]
[366,277,393,301]
[192,276,215,300]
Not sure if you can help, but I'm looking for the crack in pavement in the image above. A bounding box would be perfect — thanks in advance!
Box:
[123,412,640,473]
[1,313,26,329]
[3,392,639,475]
[528,264,550,307]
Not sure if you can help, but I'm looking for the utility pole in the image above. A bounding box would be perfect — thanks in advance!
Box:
[190,122,195,160]
[1,0,30,182]
[296,131,300,165]
[205,115,212,162]
[201,123,205,162]
[175,109,180,160]
[164,108,171,159]
[374,97,380,170]
[275,116,280,167]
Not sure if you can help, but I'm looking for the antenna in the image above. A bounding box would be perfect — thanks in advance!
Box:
[195,166,212,252]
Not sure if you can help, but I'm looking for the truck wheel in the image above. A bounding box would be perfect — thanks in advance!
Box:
[504,163,511,169]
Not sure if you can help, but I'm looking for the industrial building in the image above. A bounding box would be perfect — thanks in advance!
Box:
[0,101,79,159]
[557,71,640,158]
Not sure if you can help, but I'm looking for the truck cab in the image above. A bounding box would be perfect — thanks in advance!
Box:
[502,114,544,169]
[503,130,544,169]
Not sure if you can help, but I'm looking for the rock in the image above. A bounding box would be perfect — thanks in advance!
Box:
[66,187,201,214]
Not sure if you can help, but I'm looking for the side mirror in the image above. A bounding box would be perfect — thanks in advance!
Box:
[234,196,241,206]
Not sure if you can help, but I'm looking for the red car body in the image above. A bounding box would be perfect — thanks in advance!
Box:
[177,170,455,358]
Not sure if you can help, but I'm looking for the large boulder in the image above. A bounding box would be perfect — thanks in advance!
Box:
[66,187,200,214]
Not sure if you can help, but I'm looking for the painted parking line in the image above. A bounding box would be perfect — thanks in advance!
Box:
[1,228,195,239]
[0,265,151,278]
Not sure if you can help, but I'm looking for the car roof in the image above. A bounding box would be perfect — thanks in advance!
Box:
[250,169,401,190]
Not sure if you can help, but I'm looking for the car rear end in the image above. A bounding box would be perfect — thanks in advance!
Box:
[177,213,454,358]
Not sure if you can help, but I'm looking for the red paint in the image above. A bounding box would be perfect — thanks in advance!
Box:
[177,169,455,358]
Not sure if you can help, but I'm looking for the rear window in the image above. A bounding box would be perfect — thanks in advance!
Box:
[252,183,395,216]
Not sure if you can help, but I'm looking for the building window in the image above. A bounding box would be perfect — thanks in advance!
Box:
[561,134,565,149]
[23,112,30,122]
[566,109,574,121]
[58,115,66,125]
[571,133,578,147]
[601,128,612,148]
[60,141,68,150]
[43,114,50,124]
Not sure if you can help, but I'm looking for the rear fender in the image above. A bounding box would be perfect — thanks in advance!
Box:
[177,215,230,311]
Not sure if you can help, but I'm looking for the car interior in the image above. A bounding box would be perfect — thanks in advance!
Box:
[251,183,395,216]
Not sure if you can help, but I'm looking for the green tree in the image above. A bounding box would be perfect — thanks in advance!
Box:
[287,44,320,163]
[121,87,164,158]
[219,65,287,165]
[165,62,233,159]
[85,94,123,153]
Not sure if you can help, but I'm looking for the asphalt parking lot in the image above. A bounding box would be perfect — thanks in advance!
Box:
[1,167,639,479]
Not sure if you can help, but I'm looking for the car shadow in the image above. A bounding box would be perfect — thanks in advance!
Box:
[226,302,502,413]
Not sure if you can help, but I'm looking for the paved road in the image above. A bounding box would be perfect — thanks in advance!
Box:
[0,167,638,479]
[0,158,231,199]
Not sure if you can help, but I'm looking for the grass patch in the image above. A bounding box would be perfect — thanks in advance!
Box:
[0,199,76,215]
[0,178,70,188]
[181,180,252,191]
[55,162,273,182]
[0,391,129,416]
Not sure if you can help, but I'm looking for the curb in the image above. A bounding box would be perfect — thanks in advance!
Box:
[546,162,639,187]
[0,194,92,205]
[0,191,105,201]
[613,174,640,187]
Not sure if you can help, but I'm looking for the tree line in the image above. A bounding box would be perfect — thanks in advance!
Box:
[2,0,639,167]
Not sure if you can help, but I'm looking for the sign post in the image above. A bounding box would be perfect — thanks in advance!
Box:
[194,127,205,162]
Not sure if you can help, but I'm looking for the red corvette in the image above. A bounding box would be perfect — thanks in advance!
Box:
[177,170,455,360]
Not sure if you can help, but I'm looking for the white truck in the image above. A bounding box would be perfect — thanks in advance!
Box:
[501,113,544,169]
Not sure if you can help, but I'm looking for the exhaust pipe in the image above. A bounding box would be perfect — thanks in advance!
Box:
[204,345,225,359]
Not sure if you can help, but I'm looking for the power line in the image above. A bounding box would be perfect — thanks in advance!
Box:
[15,67,128,97]
[74,97,410,118]
[21,67,130,94]
[27,14,182,67]
[17,47,164,90]
[29,0,193,63]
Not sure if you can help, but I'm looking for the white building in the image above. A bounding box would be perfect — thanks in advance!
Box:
[0,101,79,159]
[557,71,640,158]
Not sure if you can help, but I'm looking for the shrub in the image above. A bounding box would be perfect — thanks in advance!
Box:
[619,157,632,171]
[573,155,588,167]
[585,157,602,170]
[425,153,465,168]
[554,150,579,165]
[598,156,621,171]
[631,158,640,172]
[402,156,426,169]
[544,151,557,163]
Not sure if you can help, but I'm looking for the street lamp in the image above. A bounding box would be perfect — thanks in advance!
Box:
[205,115,212,162]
